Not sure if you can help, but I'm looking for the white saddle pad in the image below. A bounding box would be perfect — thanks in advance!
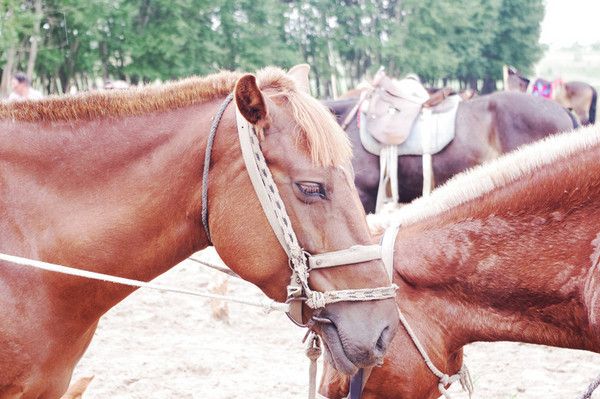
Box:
[360,95,461,156]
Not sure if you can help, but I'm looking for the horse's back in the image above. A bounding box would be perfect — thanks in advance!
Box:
[473,91,574,152]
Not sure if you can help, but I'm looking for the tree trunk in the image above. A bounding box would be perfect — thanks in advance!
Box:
[468,77,478,91]
[1,47,17,97]
[327,41,338,99]
[314,66,321,98]
[99,41,109,81]
[26,0,43,82]
[481,76,496,94]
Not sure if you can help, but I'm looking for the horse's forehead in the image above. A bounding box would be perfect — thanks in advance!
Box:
[266,96,297,128]
[334,165,356,185]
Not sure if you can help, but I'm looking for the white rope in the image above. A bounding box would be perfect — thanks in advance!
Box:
[305,285,398,308]
[0,252,289,313]
[578,373,600,399]
[397,306,473,399]
[305,332,322,399]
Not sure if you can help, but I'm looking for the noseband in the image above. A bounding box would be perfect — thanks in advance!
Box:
[201,93,397,326]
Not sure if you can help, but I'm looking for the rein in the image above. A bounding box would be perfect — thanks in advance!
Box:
[201,93,234,243]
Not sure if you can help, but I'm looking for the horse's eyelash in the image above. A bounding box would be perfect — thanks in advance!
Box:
[297,183,326,198]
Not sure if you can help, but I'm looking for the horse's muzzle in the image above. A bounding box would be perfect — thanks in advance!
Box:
[317,298,399,375]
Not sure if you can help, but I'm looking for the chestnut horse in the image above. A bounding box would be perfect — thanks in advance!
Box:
[0,66,399,398]
[325,91,576,213]
[553,80,597,126]
[320,124,600,399]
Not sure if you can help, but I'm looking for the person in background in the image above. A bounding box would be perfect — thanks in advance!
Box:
[8,72,43,101]
[103,79,130,90]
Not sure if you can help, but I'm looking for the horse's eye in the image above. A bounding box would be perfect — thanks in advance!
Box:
[295,182,327,200]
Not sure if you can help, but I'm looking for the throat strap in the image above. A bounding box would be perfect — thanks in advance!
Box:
[201,93,235,243]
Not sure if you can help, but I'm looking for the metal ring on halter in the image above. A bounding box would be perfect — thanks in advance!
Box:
[285,296,309,327]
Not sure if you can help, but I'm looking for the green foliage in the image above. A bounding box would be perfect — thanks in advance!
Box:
[1,0,546,95]
[0,0,35,61]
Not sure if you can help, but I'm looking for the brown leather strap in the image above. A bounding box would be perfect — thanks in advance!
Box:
[341,90,370,130]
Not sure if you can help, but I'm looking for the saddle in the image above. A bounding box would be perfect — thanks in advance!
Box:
[363,73,430,145]
[360,94,460,156]
[532,78,553,99]
[356,70,461,211]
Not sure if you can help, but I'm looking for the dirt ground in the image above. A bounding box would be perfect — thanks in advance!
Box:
[72,248,600,399]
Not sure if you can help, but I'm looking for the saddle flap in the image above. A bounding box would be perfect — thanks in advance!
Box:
[363,75,430,146]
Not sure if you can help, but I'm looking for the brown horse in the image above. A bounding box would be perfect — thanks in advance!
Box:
[0,66,399,398]
[320,124,600,399]
[553,80,597,126]
[325,91,576,213]
[503,64,530,93]
[506,67,597,126]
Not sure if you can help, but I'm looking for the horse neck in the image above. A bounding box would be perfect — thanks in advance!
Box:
[393,145,600,354]
[0,100,228,320]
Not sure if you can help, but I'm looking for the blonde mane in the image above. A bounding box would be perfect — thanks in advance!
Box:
[0,67,350,167]
[380,124,600,227]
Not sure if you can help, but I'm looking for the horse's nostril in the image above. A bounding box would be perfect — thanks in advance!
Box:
[376,326,390,353]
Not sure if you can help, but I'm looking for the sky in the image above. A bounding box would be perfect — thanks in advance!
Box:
[540,0,600,48]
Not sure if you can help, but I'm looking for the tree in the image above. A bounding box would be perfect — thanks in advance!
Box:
[480,0,544,92]
[0,0,547,97]
[0,0,36,95]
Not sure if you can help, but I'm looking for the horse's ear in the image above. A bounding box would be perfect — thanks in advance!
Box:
[235,74,270,128]
[288,64,311,94]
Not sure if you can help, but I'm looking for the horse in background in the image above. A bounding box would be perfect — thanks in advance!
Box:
[320,124,600,399]
[503,64,530,93]
[553,80,597,125]
[325,84,576,213]
[504,65,597,126]
[0,65,399,398]
[425,87,477,106]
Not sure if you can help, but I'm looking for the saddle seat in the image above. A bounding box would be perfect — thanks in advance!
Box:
[360,93,460,156]
[363,74,430,146]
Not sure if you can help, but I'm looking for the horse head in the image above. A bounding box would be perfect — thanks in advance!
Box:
[206,65,399,374]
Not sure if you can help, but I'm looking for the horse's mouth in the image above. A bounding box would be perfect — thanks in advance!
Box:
[320,323,360,375]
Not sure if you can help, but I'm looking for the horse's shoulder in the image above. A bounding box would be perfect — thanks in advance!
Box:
[0,333,31,386]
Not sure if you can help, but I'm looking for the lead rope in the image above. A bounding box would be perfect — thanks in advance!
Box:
[397,306,473,399]
[578,374,600,399]
[305,331,322,399]
[0,252,289,313]
[380,225,473,399]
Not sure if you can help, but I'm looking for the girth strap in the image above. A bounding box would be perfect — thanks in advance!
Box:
[375,144,399,213]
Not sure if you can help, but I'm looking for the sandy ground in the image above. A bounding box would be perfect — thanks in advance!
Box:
[72,248,600,399]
